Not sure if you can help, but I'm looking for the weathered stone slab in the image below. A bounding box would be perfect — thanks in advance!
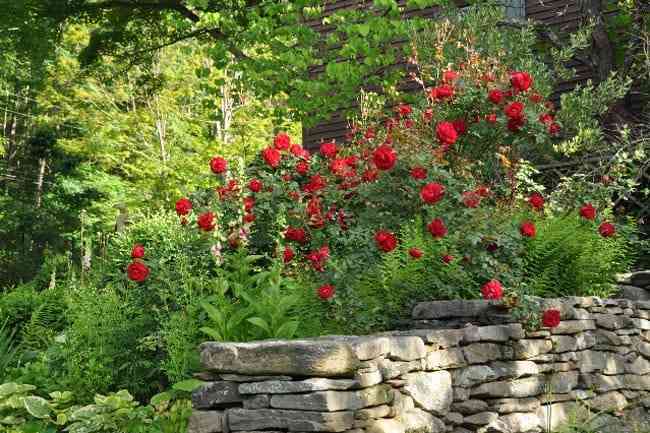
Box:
[463,412,498,426]
[355,366,383,388]
[627,356,650,375]
[471,376,544,398]
[402,371,452,415]
[619,285,650,301]
[594,314,633,330]
[550,320,596,334]
[452,399,489,415]
[488,397,539,414]
[269,385,391,411]
[219,374,292,382]
[491,361,539,379]
[355,404,391,420]
[412,300,497,320]
[551,333,596,353]
[590,391,628,412]
[464,343,513,364]
[513,339,553,359]
[547,371,579,393]
[200,340,360,377]
[243,394,270,409]
[632,318,650,330]
[367,419,405,433]
[401,409,445,433]
[580,374,625,392]
[537,402,586,432]
[377,358,421,380]
[490,412,541,433]
[192,382,242,409]
[574,350,625,374]
[453,366,497,388]
[226,408,354,432]
[463,324,525,342]
[239,378,358,394]
[188,411,225,433]
[426,348,467,370]
[387,336,427,361]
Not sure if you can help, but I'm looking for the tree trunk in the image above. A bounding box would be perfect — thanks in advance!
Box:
[35,157,46,208]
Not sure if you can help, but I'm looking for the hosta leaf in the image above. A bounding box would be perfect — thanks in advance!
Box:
[172,379,203,393]
[23,396,51,419]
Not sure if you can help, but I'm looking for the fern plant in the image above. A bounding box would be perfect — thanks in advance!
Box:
[0,320,17,382]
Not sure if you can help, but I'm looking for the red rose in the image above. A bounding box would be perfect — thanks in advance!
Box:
[422,108,434,123]
[420,182,445,205]
[410,167,427,180]
[244,196,255,212]
[579,203,597,220]
[210,156,228,174]
[481,279,503,300]
[283,247,295,264]
[475,185,490,197]
[427,218,447,238]
[373,145,397,170]
[289,144,305,157]
[320,141,338,158]
[307,245,330,272]
[507,116,525,132]
[510,71,533,92]
[488,89,503,104]
[243,213,256,223]
[285,226,308,244]
[528,193,545,210]
[262,147,282,168]
[520,221,536,238]
[127,261,150,282]
[529,93,543,103]
[131,244,145,259]
[409,248,423,259]
[397,103,412,117]
[274,132,291,150]
[197,212,216,232]
[375,230,398,253]
[431,85,454,101]
[175,198,192,216]
[452,119,467,135]
[436,122,458,146]
[296,160,310,175]
[548,122,561,135]
[442,69,458,83]
[364,128,376,139]
[441,254,454,264]
[462,191,481,208]
[362,169,379,183]
[542,309,561,328]
[403,119,415,129]
[539,113,554,124]
[303,174,327,193]
[317,284,335,300]
[504,101,524,119]
[486,113,497,123]
[248,179,263,193]
[599,222,616,238]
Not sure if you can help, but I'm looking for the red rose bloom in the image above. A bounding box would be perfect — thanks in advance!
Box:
[244,196,255,212]
[580,203,597,220]
[197,212,216,232]
[409,248,423,259]
[373,145,397,170]
[436,122,458,146]
[397,103,412,117]
[599,222,616,238]
[520,221,536,238]
[362,169,379,183]
[510,71,533,92]
[127,262,149,282]
[528,193,545,210]
[285,226,308,244]
[375,230,398,253]
[529,93,543,103]
[462,191,481,208]
[131,244,145,259]
[548,122,561,135]
[504,101,524,119]
[507,116,525,132]
[274,132,291,150]
[303,174,327,193]
[427,218,448,238]
[262,147,282,168]
[486,113,497,123]
[175,198,192,216]
[248,179,263,193]
[452,119,467,135]
[317,284,335,300]
[410,167,427,180]
[441,254,454,264]
[283,247,295,263]
[210,156,228,174]
[442,69,458,83]
[539,113,554,124]
[430,85,454,101]
[488,89,504,104]
[320,141,338,158]
[243,213,256,223]
[542,309,561,328]
[296,160,310,175]
[420,182,445,205]
[289,144,305,157]
[475,185,490,197]
[481,279,503,300]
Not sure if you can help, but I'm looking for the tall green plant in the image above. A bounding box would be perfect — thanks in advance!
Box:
[0,320,18,382]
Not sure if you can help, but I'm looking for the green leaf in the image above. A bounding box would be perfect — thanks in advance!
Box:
[150,391,173,406]
[275,321,299,339]
[199,326,222,341]
[246,317,271,334]
[23,396,51,419]
[172,379,203,393]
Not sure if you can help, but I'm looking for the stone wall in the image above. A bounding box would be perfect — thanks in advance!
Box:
[617,271,650,301]
[189,296,650,433]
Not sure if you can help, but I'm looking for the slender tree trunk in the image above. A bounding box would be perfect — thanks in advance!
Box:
[35,157,46,208]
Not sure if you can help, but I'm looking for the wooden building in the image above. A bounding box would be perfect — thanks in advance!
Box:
[301,0,596,151]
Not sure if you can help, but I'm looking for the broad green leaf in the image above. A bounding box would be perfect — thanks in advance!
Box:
[275,321,299,339]
[23,396,51,419]
[172,379,203,393]
[247,317,271,334]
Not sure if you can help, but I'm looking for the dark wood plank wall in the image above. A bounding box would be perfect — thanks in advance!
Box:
[301,0,596,150]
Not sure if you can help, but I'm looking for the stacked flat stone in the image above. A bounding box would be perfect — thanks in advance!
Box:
[189,296,650,433]
[617,270,650,301]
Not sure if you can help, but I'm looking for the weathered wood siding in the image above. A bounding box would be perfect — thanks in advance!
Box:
[302,0,596,151]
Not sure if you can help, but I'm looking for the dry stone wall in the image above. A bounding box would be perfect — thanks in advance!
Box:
[189,296,650,433]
